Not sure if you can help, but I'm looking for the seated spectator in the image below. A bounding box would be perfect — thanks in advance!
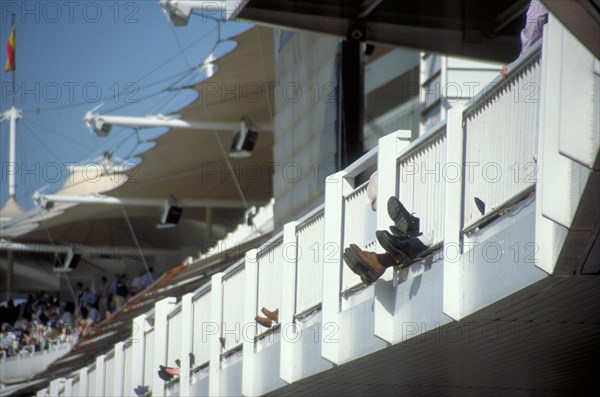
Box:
[80,287,97,308]
[59,303,75,326]
[86,303,103,324]
[1,323,18,357]
[113,275,128,311]
[140,267,154,290]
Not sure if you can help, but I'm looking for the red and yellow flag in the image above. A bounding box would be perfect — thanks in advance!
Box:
[5,25,15,72]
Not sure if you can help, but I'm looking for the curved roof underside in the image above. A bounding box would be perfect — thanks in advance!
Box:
[0,26,275,294]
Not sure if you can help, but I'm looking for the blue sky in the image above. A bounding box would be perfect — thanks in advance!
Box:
[1,1,252,210]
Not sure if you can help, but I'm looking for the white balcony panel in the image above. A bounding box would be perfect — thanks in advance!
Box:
[337,299,388,364]
[463,53,541,228]
[192,291,211,366]
[397,129,447,243]
[72,379,79,397]
[167,310,182,366]
[219,356,243,396]
[87,369,96,397]
[342,183,377,291]
[257,240,284,321]
[123,344,132,397]
[222,267,246,351]
[461,198,548,317]
[104,356,114,395]
[166,381,180,397]
[190,370,209,397]
[295,211,325,314]
[252,335,287,395]
[143,328,154,386]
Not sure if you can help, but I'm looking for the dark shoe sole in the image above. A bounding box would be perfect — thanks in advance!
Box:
[158,368,173,382]
[387,197,420,236]
[343,248,376,285]
[376,230,412,265]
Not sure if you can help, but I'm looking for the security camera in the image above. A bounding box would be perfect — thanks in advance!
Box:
[33,191,54,210]
[230,120,258,158]
[53,247,80,272]
[158,200,183,228]
[92,117,112,137]
[84,110,112,137]
[160,0,193,26]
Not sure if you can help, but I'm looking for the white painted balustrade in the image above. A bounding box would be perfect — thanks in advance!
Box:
[42,25,600,397]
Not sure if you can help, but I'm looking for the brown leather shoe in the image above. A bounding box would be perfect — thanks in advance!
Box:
[343,248,377,285]
[255,315,272,328]
[346,244,394,282]
[261,307,279,322]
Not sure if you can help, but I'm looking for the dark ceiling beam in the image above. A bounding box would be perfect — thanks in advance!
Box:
[237,3,519,62]
[493,0,530,33]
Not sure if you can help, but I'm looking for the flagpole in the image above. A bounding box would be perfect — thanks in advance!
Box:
[3,14,20,199]
[12,14,16,107]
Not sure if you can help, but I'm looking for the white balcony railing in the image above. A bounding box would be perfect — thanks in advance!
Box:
[192,290,211,368]
[396,123,447,244]
[294,205,325,315]
[342,181,377,291]
[221,265,245,353]
[167,308,182,366]
[36,20,600,397]
[462,45,541,230]
[256,237,284,335]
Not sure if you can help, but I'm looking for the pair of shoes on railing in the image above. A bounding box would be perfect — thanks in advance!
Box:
[380,197,428,265]
[342,197,429,284]
[255,307,279,328]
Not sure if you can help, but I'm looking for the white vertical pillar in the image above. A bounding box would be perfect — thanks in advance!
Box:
[131,314,147,389]
[79,367,89,397]
[322,171,351,364]
[152,297,177,397]
[374,130,412,344]
[49,378,62,396]
[113,342,125,396]
[208,273,223,397]
[280,221,298,383]
[64,378,73,397]
[94,354,105,397]
[443,106,465,320]
[37,388,48,397]
[242,249,258,396]
[179,293,194,397]
[535,20,568,275]
[6,106,21,198]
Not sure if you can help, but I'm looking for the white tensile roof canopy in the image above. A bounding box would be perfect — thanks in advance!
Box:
[0,26,275,295]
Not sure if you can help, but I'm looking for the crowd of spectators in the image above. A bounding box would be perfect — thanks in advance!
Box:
[0,294,78,359]
[0,267,155,359]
